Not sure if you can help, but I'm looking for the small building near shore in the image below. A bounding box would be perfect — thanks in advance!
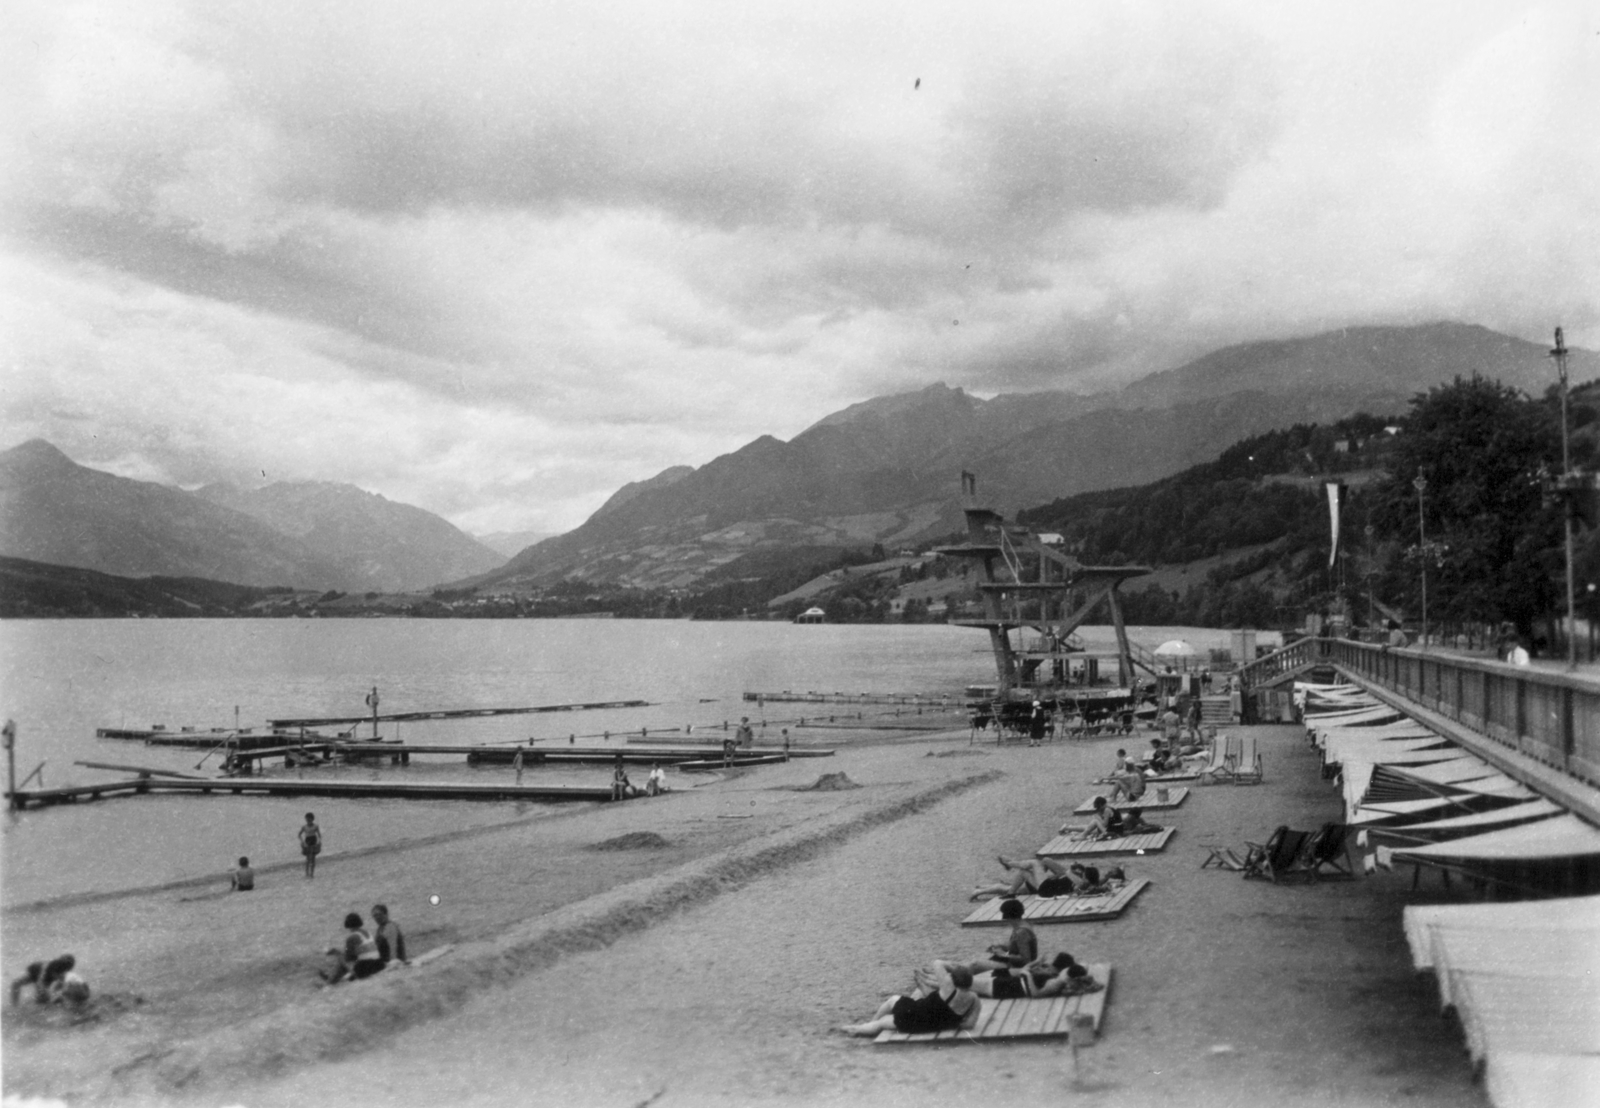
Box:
[795,607,826,624]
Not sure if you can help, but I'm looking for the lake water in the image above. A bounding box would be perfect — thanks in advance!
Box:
[0,619,1244,904]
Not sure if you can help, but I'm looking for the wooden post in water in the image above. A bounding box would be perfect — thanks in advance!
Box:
[4,719,15,811]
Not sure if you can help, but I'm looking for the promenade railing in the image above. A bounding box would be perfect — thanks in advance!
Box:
[1321,639,1600,790]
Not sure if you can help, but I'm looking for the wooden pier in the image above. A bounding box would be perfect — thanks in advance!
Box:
[744,691,963,707]
[217,742,835,770]
[6,777,616,810]
[266,698,652,728]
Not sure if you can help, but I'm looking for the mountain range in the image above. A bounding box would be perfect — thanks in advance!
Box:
[471,322,1597,591]
[0,441,503,593]
[5,322,1593,598]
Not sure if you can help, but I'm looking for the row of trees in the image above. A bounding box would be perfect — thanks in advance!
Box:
[1011,374,1600,643]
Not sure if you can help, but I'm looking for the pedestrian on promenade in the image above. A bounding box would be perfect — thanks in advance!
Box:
[512,747,524,785]
[735,716,755,748]
[299,812,322,878]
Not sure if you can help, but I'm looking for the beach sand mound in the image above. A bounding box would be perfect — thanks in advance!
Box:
[926,749,989,758]
[588,832,671,851]
[797,772,860,791]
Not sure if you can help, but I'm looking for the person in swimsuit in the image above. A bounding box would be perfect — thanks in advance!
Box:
[966,899,1038,973]
[371,904,406,966]
[921,953,1081,999]
[298,813,322,878]
[231,856,255,891]
[322,912,384,984]
[970,855,1079,901]
[841,963,979,1037]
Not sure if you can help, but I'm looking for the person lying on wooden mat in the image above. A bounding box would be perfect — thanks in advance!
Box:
[920,954,1103,1000]
[1085,797,1162,840]
[840,962,980,1037]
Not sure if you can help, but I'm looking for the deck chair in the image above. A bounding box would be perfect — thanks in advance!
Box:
[1241,825,1310,883]
[1231,734,1263,785]
[1199,843,1247,870]
[1303,822,1355,881]
[1195,733,1237,785]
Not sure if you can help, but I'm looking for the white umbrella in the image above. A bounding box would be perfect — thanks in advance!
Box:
[1153,639,1196,657]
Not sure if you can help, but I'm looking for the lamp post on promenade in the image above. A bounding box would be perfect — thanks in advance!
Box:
[1365,524,1375,634]
[1553,326,1576,669]
[1414,473,1428,650]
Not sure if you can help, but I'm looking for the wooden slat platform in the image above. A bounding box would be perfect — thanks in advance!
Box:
[874,964,1113,1044]
[962,879,1150,926]
[1036,828,1174,857]
[1074,788,1188,814]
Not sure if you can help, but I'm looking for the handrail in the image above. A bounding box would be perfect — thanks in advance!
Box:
[1320,638,1600,792]
[1236,637,1323,688]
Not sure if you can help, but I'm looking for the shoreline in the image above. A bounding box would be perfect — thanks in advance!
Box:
[4,723,1492,1106]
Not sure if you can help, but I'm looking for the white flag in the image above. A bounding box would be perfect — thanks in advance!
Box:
[1326,482,1347,569]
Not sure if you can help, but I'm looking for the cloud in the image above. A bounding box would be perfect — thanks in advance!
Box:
[3,1,1597,534]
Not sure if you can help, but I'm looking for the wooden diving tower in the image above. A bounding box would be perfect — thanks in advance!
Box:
[934,472,1153,704]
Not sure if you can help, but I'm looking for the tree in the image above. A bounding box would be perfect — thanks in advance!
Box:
[1371,375,1561,636]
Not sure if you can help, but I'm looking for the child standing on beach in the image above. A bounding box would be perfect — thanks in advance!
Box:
[298,813,322,878]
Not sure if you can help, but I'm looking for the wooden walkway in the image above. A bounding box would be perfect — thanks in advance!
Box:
[267,699,652,727]
[1073,787,1189,814]
[222,743,834,768]
[874,964,1113,1044]
[962,879,1151,926]
[1036,828,1175,857]
[7,777,616,809]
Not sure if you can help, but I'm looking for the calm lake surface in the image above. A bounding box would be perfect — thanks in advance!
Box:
[0,619,1242,905]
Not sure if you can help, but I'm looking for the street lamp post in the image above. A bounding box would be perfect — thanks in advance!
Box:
[1365,523,1375,633]
[1553,326,1576,669]
[1414,473,1428,650]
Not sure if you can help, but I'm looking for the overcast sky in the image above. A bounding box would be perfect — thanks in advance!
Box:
[4,1,1596,536]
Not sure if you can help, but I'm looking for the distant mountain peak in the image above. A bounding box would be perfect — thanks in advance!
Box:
[2,438,77,468]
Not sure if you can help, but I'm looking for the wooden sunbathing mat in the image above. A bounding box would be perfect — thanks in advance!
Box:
[1074,788,1188,814]
[1036,828,1174,857]
[874,964,1113,1044]
[962,879,1150,926]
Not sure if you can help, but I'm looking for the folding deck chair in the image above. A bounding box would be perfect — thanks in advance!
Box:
[1231,734,1263,785]
[1195,733,1238,785]
[1302,822,1355,881]
[1241,825,1311,883]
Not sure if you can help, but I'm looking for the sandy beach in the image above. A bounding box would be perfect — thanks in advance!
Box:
[3,720,1490,1107]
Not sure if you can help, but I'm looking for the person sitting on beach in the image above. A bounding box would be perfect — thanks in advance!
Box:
[610,755,634,800]
[231,857,255,892]
[840,962,980,1037]
[1083,797,1161,840]
[1107,764,1147,803]
[322,912,385,984]
[47,957,91,1009]
[645,762,668,796]
[967,899,1038,973]
[1110,748,1131,775]
[10,956,72,1006]
[12,956,90,1009]
[970,856,1079,902]
[371,904,407,967]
